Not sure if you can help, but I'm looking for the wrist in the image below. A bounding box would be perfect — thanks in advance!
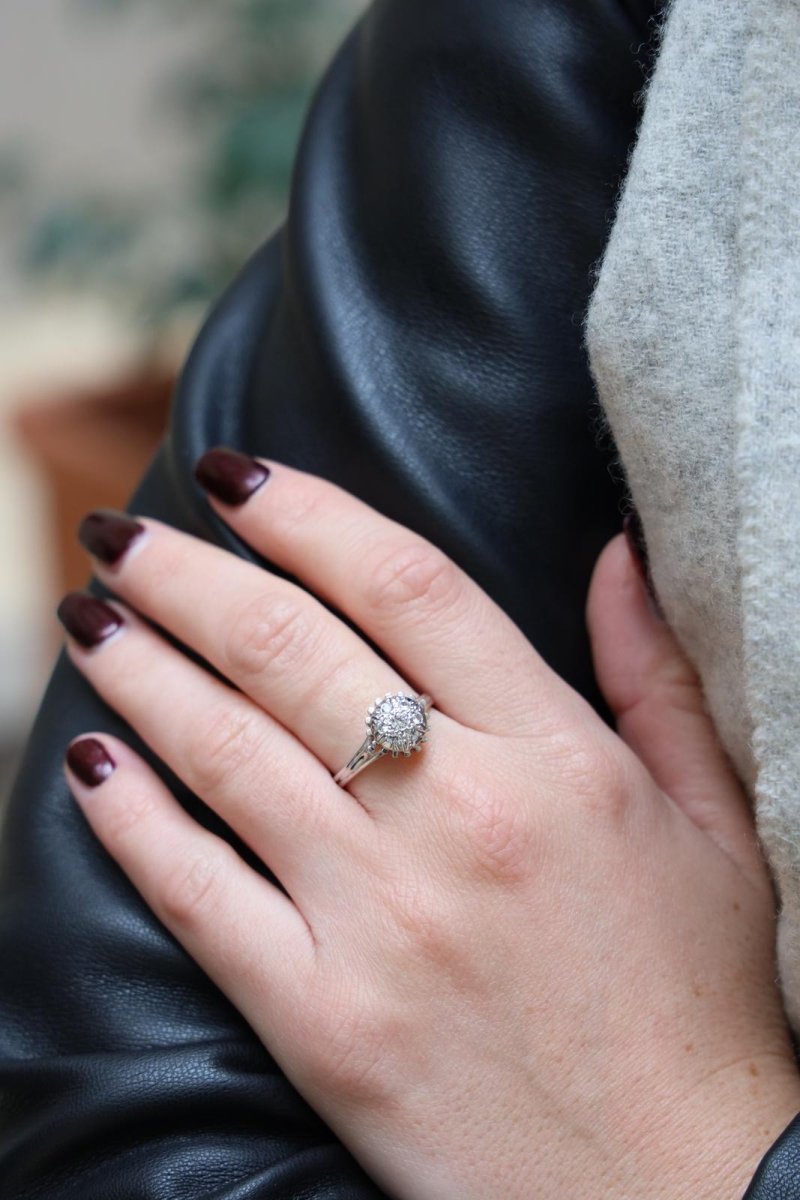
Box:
[649,1053,800,1200]
[742,1111,800,1198]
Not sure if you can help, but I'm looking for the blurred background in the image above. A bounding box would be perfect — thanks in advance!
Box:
[0,0,363,797]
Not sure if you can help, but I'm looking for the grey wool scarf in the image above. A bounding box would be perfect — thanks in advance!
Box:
[583,0,800,1028]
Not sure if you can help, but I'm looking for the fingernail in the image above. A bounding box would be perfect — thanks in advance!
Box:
[77,510,146,567]
[194,446,271,506]
[57,591,124,648]
[622,509,665,619]
[67,737,117,787]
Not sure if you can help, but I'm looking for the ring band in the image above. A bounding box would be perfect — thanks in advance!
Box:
[333,692,433,788]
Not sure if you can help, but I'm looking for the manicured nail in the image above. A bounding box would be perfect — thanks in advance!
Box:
[622,509,664,619]
[67,737,117,787]
[194,446,271,506]
[77,510,146,567]
[57,591,124,648]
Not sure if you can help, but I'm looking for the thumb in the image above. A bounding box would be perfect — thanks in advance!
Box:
[586,523,761,878]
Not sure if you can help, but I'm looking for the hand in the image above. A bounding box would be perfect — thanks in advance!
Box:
[58,447,800,1200]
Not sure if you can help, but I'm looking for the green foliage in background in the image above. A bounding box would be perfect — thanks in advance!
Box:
[4,0,359,325]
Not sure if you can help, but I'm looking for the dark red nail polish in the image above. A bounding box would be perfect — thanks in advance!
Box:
[57,592,124,648]
[622,509,664,618]
[194,446,270,506]
[77,510,146,566]
[67,737,117,787]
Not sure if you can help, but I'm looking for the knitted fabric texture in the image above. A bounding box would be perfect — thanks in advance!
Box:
[584,0,800,1028]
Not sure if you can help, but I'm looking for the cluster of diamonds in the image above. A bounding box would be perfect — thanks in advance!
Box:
[367,692,428,757]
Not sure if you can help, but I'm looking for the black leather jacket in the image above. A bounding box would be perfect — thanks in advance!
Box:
[1,0,797,1194]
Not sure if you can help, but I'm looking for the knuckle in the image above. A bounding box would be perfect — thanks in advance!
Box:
[364,538,461,619]
[651,654,706,717]
[269,483,328,541]
[302,988,398,1106]
[447,768,535,885]
[224,592,316,680]
[160,844,229,927]
[390,876,457,963]
[547,727,635,820]
[189,701,264,798]
[103,786,160,844]
[143,539,193,595]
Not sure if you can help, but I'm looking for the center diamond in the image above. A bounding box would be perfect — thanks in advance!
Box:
[368,693,427,755]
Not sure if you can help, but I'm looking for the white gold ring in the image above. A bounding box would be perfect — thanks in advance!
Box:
[333,692,433,788]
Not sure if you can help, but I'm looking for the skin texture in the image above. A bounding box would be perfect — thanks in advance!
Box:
[60,454,800,1199]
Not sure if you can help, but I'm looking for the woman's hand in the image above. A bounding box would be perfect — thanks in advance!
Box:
[58,447,800,1199]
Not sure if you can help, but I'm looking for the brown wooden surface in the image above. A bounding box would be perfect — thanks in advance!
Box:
[12,370,174,608]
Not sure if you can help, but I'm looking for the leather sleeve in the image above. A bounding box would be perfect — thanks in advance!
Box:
[0,1,665,1195]
[744,1115,800,1199]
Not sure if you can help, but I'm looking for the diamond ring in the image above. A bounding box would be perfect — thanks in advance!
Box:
[332,692,433,788]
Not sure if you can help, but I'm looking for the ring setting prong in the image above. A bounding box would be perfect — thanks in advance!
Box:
[333,692,432,787]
